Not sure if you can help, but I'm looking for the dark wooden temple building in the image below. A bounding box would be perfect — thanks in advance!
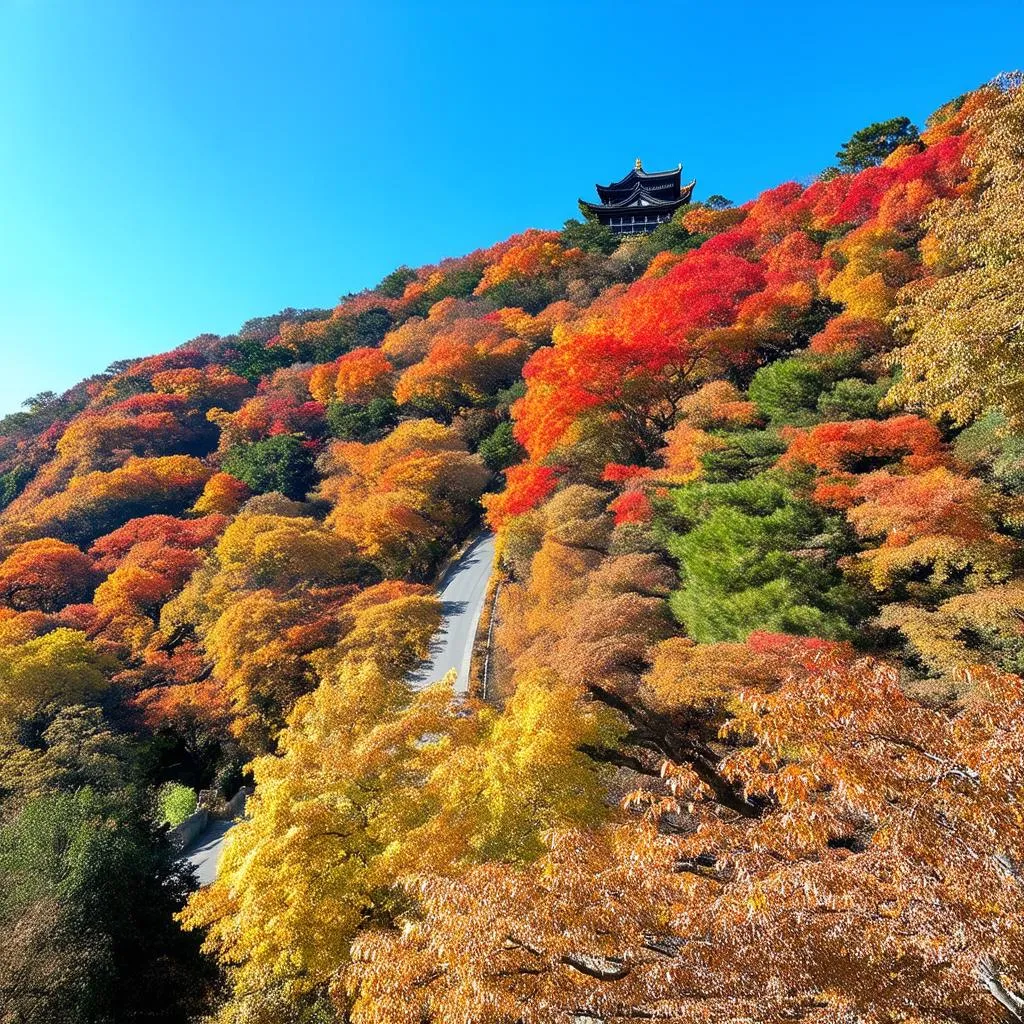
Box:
[580,159,695,236]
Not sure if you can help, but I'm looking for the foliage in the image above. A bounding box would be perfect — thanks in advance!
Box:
[346,658,1024,1024]
[325,396,400,441]
[156,782,198,826]
[221,434,317,499]
[889,86,1024,426]
[0,789,215,1022]
[559,217,619,256]
[477,420,524,472]
[0,539,97,612]
[748,355,832,425]
[182,658,617,1021]
[835,114,920,172]
[320,419,489,577]
[665,472,861,641]
[0,625,111,729]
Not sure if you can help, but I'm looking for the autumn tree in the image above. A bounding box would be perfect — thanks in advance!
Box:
[889,86,1024,426]
[346,656,1024,1024]
[0,539,97,612]
[319,419,489,577]
[0,621,111,728]
[182,655,617,1022]
[514,250,765,461]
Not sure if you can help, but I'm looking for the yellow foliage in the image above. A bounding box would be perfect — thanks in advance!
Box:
[0,627,110,728]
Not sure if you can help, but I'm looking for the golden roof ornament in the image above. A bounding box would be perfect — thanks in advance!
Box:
[634,157,643,171]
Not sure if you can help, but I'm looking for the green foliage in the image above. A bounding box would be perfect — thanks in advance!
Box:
[817,377,889,421]
[228,337,294,382]
[326,396,400,441]
[377,265,417,299]
[238,307,331,343]
[480,276,560,315]
[0,789,214,1023]
[222,435,316,500]
[98,374,151,406]
[641,216,701,257]
[560,218,619,256]
[954,410,1024,495]
[665,472,860,642]
[477,421,524,472]
[748,356,855,425]
[314,307,394,363]
[700,429,788,482]
[0,706,135,807]
[495,379,527,409]
[705,194,734,209]
[428,263,485,301]
[0,464,32,511]
[21,391,59,413]
[156,782,198,826]
[835,115,920,173]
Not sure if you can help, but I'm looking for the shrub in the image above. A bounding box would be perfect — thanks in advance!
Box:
[817,377,889,420]
[325,397,400,441]
[749,357,828,425]
[221,435,317,499]
[157,783,198,826]
[478,421,524,472]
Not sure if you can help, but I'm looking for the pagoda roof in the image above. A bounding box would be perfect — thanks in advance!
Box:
[580,178,696,215]
[596,161,683,202]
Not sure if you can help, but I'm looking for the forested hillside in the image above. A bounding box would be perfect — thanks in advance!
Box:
[3,75,1024,1023]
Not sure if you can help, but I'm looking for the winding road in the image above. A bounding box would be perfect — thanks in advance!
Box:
[183,531,497,885]
[407,531,496,694]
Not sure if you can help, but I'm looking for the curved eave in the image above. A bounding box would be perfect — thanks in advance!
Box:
[579,196,689,215]
[598,166,682,194]
[579,179,696,216]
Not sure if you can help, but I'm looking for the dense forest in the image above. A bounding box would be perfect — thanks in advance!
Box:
[2,75,1024,1023]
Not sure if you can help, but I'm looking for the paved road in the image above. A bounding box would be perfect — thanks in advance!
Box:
[184,818,235,887]
[183,531,496,884]
[407,531,496,694]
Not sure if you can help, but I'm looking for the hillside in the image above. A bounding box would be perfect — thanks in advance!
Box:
[2,75,1024,1023]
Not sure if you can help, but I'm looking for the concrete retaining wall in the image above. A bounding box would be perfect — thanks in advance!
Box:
[169,807,209,851]
[221,786,250,819]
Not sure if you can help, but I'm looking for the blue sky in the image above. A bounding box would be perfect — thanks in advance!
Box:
[0,0,1019,415]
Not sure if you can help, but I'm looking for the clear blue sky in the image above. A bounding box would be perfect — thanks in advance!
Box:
[0,0,1018,415]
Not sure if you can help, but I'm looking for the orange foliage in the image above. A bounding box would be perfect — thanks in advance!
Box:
[0,539,97,612]
[483,464,559,529]
[192,472,251,514]
[320,420,489,574]
[308,347,395,406]
[474,230,577,295]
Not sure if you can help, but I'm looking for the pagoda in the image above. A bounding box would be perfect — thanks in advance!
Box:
[579,159,695,236]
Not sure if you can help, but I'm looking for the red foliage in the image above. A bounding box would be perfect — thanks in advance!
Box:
[781,414,946,487]
[808,314,892,356]
[483,464,560,527]
[515,251,765,461]
[89,515,228,573]
[601,464,654,484]
[608,490,654,525]
[0,539,98,612]
[131,679,235,740]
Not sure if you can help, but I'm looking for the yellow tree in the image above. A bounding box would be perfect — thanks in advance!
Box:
[0,619,111,728]
[182,658,617,1023]
[889,85,1024,426]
